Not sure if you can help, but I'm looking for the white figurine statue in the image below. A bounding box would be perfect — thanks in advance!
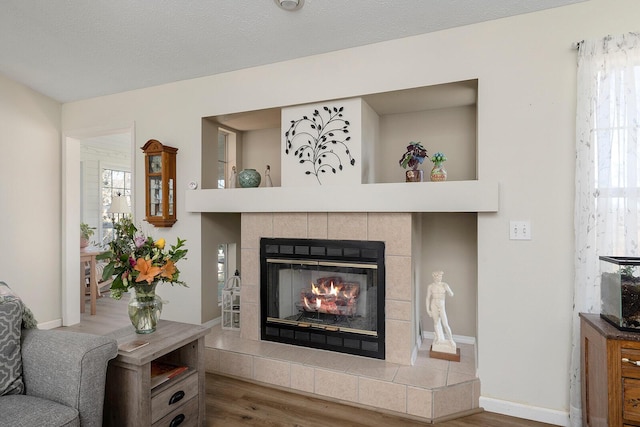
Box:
[426,270,457,354]
[228,165,237,189]
[265,165,273,187]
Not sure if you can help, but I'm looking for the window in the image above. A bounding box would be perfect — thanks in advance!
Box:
[102,168,131,243]
[218,131,227,189]
[592,57,640,255]
[217,244,227,304]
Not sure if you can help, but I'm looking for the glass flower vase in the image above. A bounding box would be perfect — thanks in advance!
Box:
[128,283,163,334]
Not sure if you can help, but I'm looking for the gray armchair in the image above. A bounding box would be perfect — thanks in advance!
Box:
[0,329,118,427]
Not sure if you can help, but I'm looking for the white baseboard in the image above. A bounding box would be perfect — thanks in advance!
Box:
[38,319,62,330]
[480,396,569,426]
[422,331,476,345]
[203,317,221,329]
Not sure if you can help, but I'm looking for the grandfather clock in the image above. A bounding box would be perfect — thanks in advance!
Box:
[141,139,178,227]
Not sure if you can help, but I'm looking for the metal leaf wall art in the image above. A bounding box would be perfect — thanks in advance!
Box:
[284,106,355,185]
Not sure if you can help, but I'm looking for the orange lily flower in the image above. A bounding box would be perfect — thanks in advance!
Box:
[134,258,161,283]
[161,260,177,279]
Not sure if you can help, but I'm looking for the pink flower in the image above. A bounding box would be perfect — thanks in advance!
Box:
[129,257,136,267]
[134,235,146,248]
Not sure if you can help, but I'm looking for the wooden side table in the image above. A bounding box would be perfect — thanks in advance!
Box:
[80,248,104,315]
[103,320,210,426]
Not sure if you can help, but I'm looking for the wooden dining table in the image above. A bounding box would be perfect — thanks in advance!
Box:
[80,248,104,315]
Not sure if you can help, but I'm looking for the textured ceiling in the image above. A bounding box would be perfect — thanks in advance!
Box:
[0,0,584,103]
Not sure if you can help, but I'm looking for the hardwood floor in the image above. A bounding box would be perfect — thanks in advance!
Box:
[61,295,558,427]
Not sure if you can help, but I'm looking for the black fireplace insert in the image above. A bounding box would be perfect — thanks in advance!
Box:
[260,238,385,359]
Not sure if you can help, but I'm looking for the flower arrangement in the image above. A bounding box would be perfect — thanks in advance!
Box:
[399,141,429,170]
[431,152,447,164]
[97,217,188,300]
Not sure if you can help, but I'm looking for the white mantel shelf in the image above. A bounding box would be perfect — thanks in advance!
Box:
[185,180,499,213]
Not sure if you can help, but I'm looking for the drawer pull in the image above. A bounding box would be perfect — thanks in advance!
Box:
[169,390,185,405]
[622,357,640,366]
[169,414,185,427]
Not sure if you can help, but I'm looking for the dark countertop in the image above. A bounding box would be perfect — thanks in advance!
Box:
[580,312,640,342]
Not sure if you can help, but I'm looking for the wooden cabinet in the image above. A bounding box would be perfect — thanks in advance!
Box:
[581,313,640,426]
[103,320,210,426]
[142,139,178,227]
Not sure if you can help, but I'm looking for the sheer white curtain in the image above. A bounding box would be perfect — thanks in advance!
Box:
[570,32,640,426]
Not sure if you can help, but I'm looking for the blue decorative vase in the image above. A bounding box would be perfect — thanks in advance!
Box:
[238,169,261,188]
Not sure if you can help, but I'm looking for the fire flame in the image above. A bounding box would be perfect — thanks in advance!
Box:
[303,295,321,311]
[302,278,360,316]
[311,281,339,296]
[330,282,337,296]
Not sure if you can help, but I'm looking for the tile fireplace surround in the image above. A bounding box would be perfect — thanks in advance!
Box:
[203,212,480,422]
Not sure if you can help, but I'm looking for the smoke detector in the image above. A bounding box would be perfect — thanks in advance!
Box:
[274,0,304,11]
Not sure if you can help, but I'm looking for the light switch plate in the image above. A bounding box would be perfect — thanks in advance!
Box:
[510,220,531,240]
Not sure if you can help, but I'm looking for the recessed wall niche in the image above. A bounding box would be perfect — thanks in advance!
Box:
[201,79,478,188]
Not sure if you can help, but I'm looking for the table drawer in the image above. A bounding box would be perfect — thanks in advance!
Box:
[624,377,640,424]
[152,371,198,423]
[622,348,640,379]
[152,396,199,427]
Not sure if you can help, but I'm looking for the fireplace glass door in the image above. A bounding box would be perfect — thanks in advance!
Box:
[265,260,378,335]
[260,238,385,359]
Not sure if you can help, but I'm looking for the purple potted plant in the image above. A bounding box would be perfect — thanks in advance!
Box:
[399,141,428,182]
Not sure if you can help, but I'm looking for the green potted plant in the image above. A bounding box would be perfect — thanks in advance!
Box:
[430,151,448,182]
[399,141,428,182]
[80,223,95,248]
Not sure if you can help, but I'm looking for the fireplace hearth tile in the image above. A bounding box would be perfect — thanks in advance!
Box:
[314,368,358,403]
[346,357,400,382]
[204,348,220,373]
[262,342,315,364]
[413,352,450,371]
[394,365,448,389]
[448,357,476,376]
[407,386,433,419]
[472,380,481,409]
[433,381,475,419]
[304,349,360,373]
[205,325,479,423]
[359,376,407,413]
[207,330,275,356]
[254,357,291,388]
[290,363,315,393]
[219,351,253,380]
[446,371,477,386]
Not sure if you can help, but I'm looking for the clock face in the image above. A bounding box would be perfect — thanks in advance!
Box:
[149,155,162,173]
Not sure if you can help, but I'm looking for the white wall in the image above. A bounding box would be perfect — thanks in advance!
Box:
[58,0,640,422]
[0,73,61,322]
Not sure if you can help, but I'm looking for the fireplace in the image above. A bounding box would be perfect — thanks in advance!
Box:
[260,237,385,359]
